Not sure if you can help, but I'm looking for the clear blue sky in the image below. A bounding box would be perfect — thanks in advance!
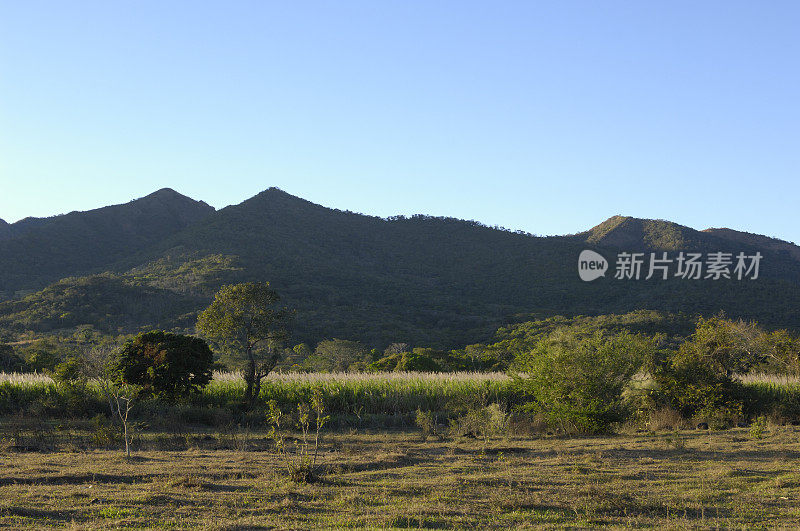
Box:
[1,1,797,242]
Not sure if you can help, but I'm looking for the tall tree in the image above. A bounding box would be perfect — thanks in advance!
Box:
[309,339,369,372]
[196,282,289,407]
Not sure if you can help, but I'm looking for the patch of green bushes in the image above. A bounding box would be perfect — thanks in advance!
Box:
[511,328,654,434]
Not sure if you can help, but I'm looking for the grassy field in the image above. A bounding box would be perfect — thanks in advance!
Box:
[2,427,800,528]
[3,370,800,427]
[2,371,800,528]
[0,372,521,428]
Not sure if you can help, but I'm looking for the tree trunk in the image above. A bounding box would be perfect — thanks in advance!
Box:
[124,421,130,458]
[244,345,256,408]
[253,374,262,407]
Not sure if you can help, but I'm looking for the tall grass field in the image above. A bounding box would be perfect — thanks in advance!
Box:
[0,371,519,423]
[2,371,800,424]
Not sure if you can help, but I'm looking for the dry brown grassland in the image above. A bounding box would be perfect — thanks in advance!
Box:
[1,426,800,529]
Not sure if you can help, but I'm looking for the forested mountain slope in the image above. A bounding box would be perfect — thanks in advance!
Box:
[0,189,214,299]
[1,188,798,347]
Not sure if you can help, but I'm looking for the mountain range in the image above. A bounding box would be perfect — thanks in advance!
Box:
[1,188,798,348]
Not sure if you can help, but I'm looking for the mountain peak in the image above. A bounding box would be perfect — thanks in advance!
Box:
[251,187,297,201]
[583,215,633,243]
[579,216,800,260]
[0,189,217,294]
[134,188,215,220]
[580,215,699,250]
[145,187,181,198]
[139,187,210,206]
[236,187,326,214]
[0,218,9,241]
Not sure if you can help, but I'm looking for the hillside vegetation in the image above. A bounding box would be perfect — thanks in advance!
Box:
[0,189,214,300]
[1,187,799,347]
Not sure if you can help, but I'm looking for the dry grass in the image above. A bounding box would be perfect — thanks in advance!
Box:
[1,427,800,528]
[1,371,511,386]
[6,369,798,387]
[647,406,688,431]
[0,372,53,385]
[212,370,510,384]
[737,372,800,385]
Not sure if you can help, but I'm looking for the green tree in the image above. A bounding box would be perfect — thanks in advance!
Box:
[0,343,25,372]
[368,347,453,372]
[308,339,369,372]
[196,282,289,407]
[649,316,772,416]
[761,329,800,375]
[512,328,652,434]
[688,316,765,378]
[281,343,313,370]
[53,356,86,385]
[27,350,62,373]
[111,330,213,399]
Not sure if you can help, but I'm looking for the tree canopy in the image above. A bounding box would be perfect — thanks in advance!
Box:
[111,330,214,399]
[196,282,289,406]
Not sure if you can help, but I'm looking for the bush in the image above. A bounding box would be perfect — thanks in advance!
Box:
[267,389,329,483]
[91,414,121,447]
[647,406,686,431]
[111,331,213,399]
[53,356,85,385]
[370,349,445,372]
[512,328,652,434]
[415,408,438,440]
[749,415,768,439]
[649,316,763,418]
[649,345,740,417]
[0,344,25,372]
[26,349,62,373]
[697,402,743,430]
[449,403,508,445]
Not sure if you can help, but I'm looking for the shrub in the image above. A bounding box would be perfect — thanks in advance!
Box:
[749,415,768,439]
[648,406,686,431]
[512,328,652,434]
[53,356,85,385]
[91,414,121,447]
[650,346,740,417]
[689,316,765,378]
[449,403,508,446]
[697,402,743,430]
[649,316,764,418]
[26,349,62,373]
[111,331,213,399]
[415,408,438,440]
[267,388,329,482]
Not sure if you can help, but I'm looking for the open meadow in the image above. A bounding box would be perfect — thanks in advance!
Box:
[2,428,800,528]
[1,371,800,528]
